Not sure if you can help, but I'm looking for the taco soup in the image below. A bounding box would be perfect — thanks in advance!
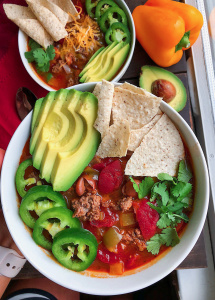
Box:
[15,82,194,276]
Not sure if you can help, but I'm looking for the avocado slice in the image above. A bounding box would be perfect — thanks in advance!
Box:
[51,92,101,191]
[139,66,187,112]
[40,89,84,182]
[79,42,117,82]
[81,42,125,82]
[30,91,56,155]
[31,97,44,134]
[87,43,130,82]
[79,47,104,78]
[32,89,69,170]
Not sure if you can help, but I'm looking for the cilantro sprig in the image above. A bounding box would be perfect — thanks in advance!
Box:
[130,160,193,255]
[24,39,55,80]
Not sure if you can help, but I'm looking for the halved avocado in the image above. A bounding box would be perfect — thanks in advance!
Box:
[40,89,84,182]
[31,97,44,134]
[30,91,56,155]
[87,43,130,82]
[51,92,100,191]
[82,42,125,81]
[79,42,117,81]
[32,89,69,170]
[139,66,187,112]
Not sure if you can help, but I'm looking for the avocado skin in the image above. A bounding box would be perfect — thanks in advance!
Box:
[139,66,187,112]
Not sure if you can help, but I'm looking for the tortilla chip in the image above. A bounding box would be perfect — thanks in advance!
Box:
[3,4,53,48]
[92,83,101,98]
[120,82,154,97]
[96,120,130,158]
[128,114,163,151]
[125,114,185,177]
[26,0,68,41]
[49,0,79,21]
[112,87,161,130]
[94,80,114,138]
[34,0,69,26]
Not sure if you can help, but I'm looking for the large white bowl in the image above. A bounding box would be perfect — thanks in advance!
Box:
[1,82,209,295]
[18,0,136,92]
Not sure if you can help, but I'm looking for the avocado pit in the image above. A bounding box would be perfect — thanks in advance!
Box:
[151,79,176,103]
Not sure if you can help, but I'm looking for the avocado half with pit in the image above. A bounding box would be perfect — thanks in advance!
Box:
[139,66,187,112]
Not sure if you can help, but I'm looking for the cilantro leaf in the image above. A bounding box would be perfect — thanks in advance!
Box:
[138,177,154,198]
[130,177,140,193]
[29,39,41,50]
[151,182,169,206]
[38,61,50,73]
[170,182,192,201]
[47,73,53,82]
[157,173,173,182]
[46,45,55,61]
[130,177,154,199]
[33,48,49,65]
[157,213,172,229]
[178,160,192,183]
[160,228,180,247]
[146,234,162,255]
[147,203,164,214]
[168,202,186,212]
[24,50,35,63]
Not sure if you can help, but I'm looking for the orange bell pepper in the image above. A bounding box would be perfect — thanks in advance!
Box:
[132,0,203,67]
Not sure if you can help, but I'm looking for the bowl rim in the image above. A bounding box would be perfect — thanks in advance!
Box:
[1,82,209,295]
[18,0,136,92]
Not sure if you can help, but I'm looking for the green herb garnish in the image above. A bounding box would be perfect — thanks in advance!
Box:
[130,160,193,255]
[25,39,55,76]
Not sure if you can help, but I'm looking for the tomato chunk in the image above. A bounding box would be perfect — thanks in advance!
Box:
[98,160,123,194]
[97,244,121,264]
[92,158,114,172]
[134,199,159,240]
[90,207,118,228]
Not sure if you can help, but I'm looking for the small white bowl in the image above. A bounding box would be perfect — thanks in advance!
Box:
[18,0,136,91]
[1,83,209,295]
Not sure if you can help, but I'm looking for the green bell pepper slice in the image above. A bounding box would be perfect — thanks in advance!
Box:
[52,228,98,272]
[19,185,67,229]
[99,6,128,33]
[86,0,101,18]
[95,0,118,20]
[15,158,36,197]
[33,207,81,250]
[105,22,131,45]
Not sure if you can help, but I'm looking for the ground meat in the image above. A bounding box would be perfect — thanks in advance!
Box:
[71,193,101,222]
[52,60,65,73]
[118,197,133,212]
[121,229,146,252]
[103,197,133,211]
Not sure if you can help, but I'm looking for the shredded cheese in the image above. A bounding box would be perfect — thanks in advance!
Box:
[60,12,103,59]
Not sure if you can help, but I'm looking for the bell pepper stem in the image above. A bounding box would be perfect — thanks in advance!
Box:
[175,31,190,52]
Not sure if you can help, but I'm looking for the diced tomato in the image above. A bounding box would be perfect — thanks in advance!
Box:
[176,220,185,234]
[97,244,121,264]
[134,198,159,240]
[98,160,123,194]
[90,207,118,228]
[83,221,99,239]
[92,158,114,172]
[58,38,64,45]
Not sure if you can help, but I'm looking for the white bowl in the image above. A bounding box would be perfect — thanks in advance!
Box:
[18,0,136,92]
[1,82,209,295]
